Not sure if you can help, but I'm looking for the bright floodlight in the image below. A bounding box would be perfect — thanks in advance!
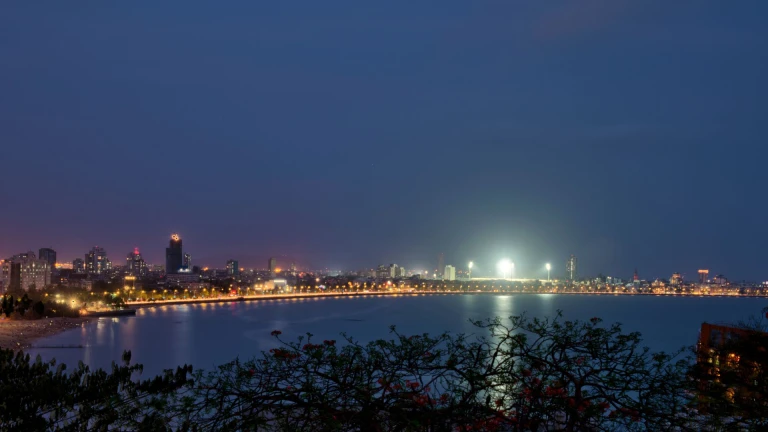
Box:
[546,263,551,271]
[468,261,474,269]
[497,259,513,278]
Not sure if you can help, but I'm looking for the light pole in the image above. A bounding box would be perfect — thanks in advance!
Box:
[546,263,551,282]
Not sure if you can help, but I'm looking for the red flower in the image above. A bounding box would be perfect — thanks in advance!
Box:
[270,330,282,336]
[248,368,255,376]
[323,339,336,346]
[590,317,600,324]
[521,369,532,377]
[495,399,503,407]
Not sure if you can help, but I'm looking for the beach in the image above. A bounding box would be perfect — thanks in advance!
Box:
[0,317,92,351]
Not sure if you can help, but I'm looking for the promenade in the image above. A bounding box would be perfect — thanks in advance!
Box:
[121,289,763,309]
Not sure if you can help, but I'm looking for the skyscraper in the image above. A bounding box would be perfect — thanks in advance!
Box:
[165,234,183,275]
[268,257,277,273]
[227,259,239,277]
[183,253,192,270]
[86,247,109,275]
[389,264,399,278]
[38,248,56,270]
[126,248,147,277]
[437,253,445,277]
[566,255,577,281]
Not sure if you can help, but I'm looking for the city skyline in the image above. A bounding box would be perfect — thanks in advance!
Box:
[0,236,754,283]
[2,2,767,279]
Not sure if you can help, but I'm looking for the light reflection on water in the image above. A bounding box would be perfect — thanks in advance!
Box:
[28,295,765,377]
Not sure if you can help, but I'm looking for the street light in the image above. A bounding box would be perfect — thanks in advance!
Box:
[546,263,551,282]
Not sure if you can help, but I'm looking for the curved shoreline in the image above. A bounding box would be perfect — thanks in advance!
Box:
[0,317,92,352]
[125,290,767,310]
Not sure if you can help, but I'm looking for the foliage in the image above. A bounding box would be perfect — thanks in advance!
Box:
[0,349,190,431]
[166,312,702,431]
[2,312,765,430]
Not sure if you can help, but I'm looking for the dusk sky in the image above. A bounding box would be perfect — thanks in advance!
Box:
[1,1,766,280]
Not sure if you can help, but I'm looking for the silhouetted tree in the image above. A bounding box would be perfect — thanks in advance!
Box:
[32,301,44,317]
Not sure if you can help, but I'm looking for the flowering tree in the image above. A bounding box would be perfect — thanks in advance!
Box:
[165,312,698,431]
[5,312,763,430]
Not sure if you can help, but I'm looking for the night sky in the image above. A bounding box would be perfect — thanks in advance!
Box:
[1,1,766,280]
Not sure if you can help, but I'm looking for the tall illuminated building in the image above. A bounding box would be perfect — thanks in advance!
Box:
[165,234,183,275]
[566,255,577,281]
[183,253,192,270]
[86,247,110,275]
[444,265,456,281]
[1,253,50,291]
[268,257,277,273]
[126,248,147,277]
[698,269,710,284]
[227,259,240,277]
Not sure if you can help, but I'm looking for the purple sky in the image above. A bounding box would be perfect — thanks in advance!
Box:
[1,1,766,280]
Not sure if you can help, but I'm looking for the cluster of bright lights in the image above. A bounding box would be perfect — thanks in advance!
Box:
[497,259,514,278]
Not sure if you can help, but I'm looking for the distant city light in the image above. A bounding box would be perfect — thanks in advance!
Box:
[497,259,513,279]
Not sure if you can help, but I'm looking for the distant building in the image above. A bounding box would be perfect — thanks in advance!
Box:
[444,265,456,281]
[126,248,147,277]
[8,262,21,291]
[698,269,710,284]
[268,257,277,273]
[38,248,56,270]
[376,265,390,279]
[437,253,445,278]
[73,258,85,274]
[670,273,683,286]
[85,246,110,275]
[183,253,192,270]
[713,274,728,286]
[227,259,240,277]
[1,252,50,291]
[566,255,577,281]
[165,234,183,275]
[389,264,399,278]
[396,266,407,278]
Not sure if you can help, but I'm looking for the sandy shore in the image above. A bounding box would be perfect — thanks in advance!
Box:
[0,317,92,351]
